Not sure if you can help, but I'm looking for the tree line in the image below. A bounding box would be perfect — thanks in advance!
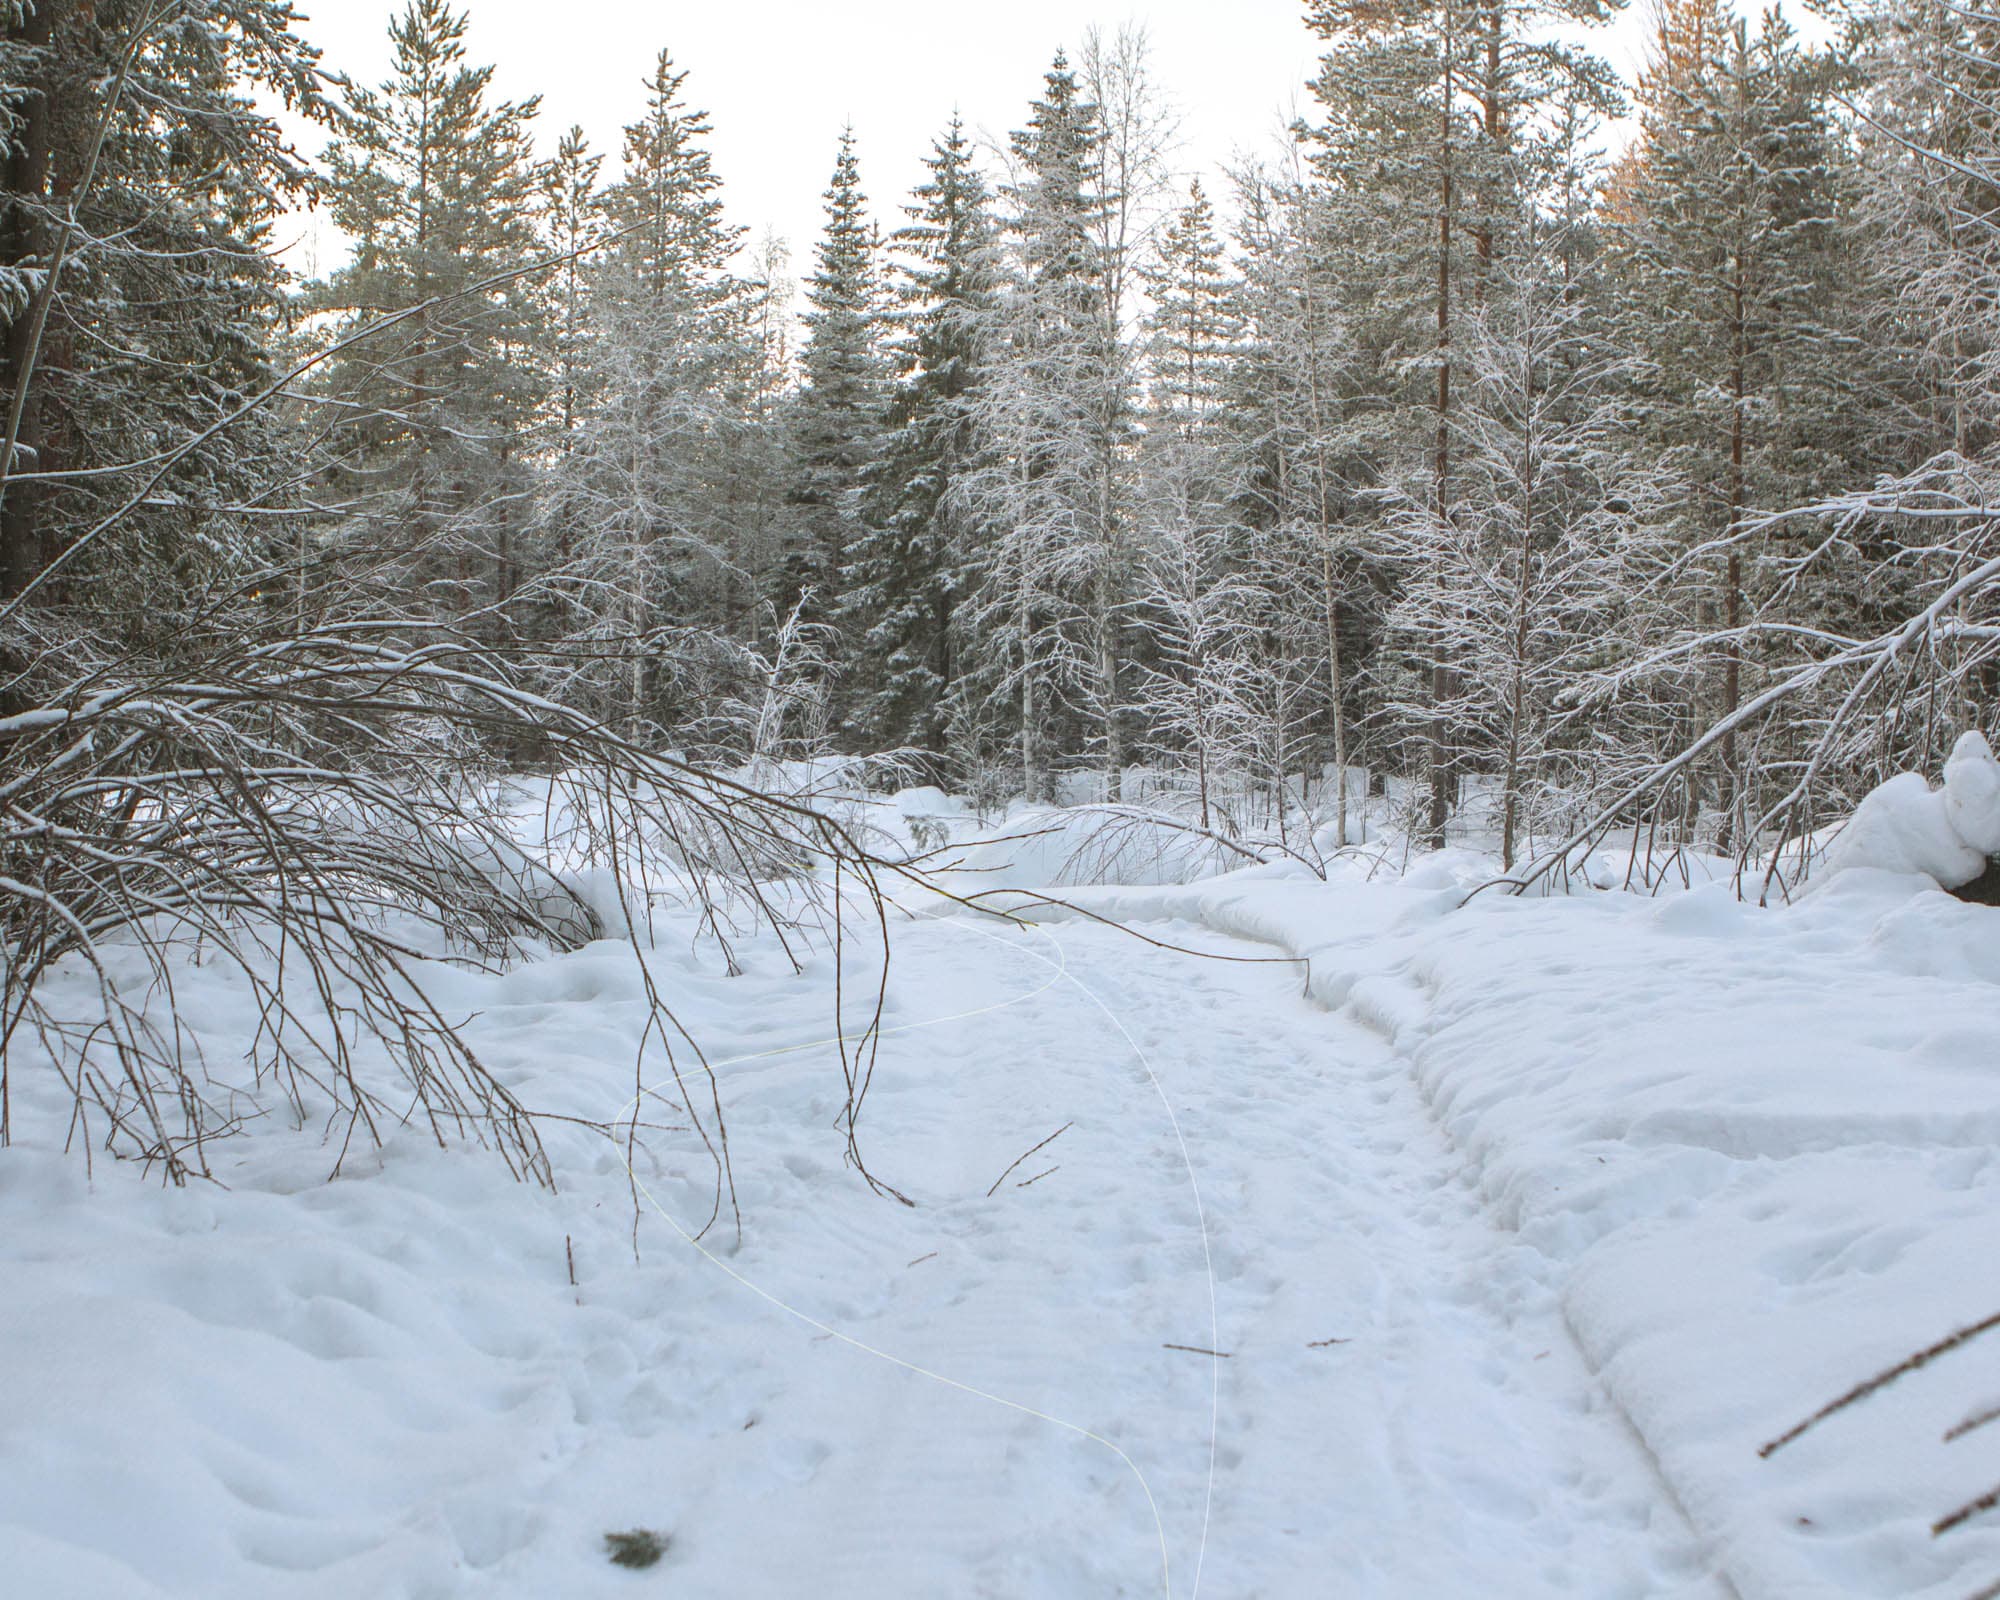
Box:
[5,0,1999,874]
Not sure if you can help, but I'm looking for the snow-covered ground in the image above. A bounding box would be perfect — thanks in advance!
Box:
[7,777,2000,1597]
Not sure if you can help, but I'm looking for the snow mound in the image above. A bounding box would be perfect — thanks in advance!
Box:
[940,804,1250,891]
[889,785,969,820]
[1816,731,2000,892]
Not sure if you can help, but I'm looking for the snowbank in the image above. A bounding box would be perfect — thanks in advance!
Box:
[936,804,1257,893]
[1815,731,2000,891]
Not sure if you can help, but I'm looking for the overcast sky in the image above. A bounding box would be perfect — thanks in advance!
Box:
[274,1,1665,281]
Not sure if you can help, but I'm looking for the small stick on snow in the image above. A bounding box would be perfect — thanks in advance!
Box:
[1936,1482,2000,1538]
[1164,1343,1233,1358]
[1015,1165,1059,1189]
[907,1251,938,1268]
[1947,1403,2000,1444]
[566,1234,577,1289]
[986,1123,1072,1197]
[1307,1337,1350,1348]
[1761,1308,2000,1458]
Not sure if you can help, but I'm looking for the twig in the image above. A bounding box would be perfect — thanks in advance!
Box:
[1307,1336,1351,1348]
[1015,1165,1059,1189]
[1163,1343,1232,1358]
[986,1121,1071,1197]
[1761,1309,2000,1458]
[1947,1403,2000,1444]
[1937,1482,2000,1538]
[906,1251,938,1268]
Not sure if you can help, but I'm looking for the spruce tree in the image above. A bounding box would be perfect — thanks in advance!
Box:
[0,0,325,665]
[536,48,762,738]
[788,127,887,655]
[1141,179,1237,442]
[960,52,1116,800]
[541,125,604,457]
[843,116,999,768]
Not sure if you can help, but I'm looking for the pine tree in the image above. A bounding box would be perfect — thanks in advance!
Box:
[1385,190,1673,868]
[1610,6,1868,845]
[1302,0,1620,844]
[599,49,742,319]
[537,48,762,738]
[312,0,546,625]
[842,116,1000,768]
[1840,0,2000,462]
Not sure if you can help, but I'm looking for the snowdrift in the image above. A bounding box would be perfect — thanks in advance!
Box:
[1017,851,2000,1600]
[937,803,1259,893]
[1813,730,2000,892]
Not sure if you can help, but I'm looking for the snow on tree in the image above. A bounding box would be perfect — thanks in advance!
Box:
[0,0,327,693]
[787,127,888,665]
[843,116,1001,771]
[311,0,547,631]
[533,48,774,744]
[1607,3,1873,847]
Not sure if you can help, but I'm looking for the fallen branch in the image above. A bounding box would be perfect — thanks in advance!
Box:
[1937,1482,2000,1538]
[986,1122,1072,1198]
[1946,1403,2000,1444]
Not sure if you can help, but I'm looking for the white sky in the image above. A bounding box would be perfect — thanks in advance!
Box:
[273,0,1666,283]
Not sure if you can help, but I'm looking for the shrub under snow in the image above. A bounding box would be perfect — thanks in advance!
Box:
[1814,731,2000,890]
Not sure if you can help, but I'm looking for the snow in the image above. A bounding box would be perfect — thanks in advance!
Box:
[7,783,2000,1596]
[940,804,1257,892]
[1031,857,2000,1599]
[1815,731,2000,891]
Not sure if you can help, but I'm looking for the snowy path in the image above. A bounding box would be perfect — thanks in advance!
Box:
[3,903,1741,1598]
[597,911,1727,1597]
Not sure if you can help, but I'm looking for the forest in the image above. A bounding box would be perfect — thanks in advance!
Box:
[5,0,2000,1149]
[5,0,1995,858]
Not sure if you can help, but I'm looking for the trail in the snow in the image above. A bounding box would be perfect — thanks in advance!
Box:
[622,911,1730,1598]
[0,899,1739,1599]
[1023,916,1727,1598]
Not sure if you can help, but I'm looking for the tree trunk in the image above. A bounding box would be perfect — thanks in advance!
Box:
[1426,38,1458,851]
[1717,252,1747,852]
[1321,540,1347,847]
[1500,353,1539,871]
[1298,236,1349,848]
[1017,548,1040,803]
[0,0,58,605]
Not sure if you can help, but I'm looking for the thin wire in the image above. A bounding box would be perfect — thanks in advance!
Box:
[619,907,1222,1599]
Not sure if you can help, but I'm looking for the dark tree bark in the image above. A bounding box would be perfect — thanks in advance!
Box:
[1,0,59,602]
